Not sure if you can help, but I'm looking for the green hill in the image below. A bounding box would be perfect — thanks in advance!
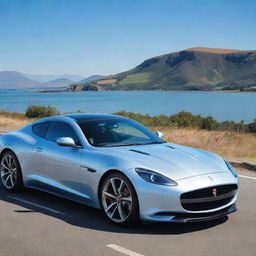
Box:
[71,47,256,91]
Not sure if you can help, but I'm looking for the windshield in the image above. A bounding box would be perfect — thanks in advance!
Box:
[77,117,165,147]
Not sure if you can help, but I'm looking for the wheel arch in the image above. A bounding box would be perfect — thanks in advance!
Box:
[0,148,16,159]
[97,169,123,201]
[97,169,139,206]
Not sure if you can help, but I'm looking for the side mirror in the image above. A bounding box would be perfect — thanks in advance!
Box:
[56,137,78,148]
[156,131,164,138]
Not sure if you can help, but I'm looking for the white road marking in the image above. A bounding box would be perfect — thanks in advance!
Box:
[7,196,65,215]
[106,244,144,256]
[239,175,256,180]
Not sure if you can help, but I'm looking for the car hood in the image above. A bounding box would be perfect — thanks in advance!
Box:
[99,142,229,180]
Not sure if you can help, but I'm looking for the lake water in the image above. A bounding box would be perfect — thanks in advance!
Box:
[0,90,255,123]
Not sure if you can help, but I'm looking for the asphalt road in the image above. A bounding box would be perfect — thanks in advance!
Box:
[0,169,255,256]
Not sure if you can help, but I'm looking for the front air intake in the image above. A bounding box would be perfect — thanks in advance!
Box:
[180,184,238,211]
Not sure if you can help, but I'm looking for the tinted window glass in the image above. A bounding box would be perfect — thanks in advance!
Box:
[46,122,80,145]
[78,118,164,147]
[32,122,51,138]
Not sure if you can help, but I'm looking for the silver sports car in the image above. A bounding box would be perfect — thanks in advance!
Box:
[0,113,238,226]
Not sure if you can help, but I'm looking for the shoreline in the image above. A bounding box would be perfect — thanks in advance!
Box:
[39,88,256,93]
[1,88,255,93]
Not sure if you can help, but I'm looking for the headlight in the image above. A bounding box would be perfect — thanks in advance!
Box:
[135,168,178,186]
[225,160,238,178]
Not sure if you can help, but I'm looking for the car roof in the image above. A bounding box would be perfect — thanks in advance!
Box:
[65,113,126,122]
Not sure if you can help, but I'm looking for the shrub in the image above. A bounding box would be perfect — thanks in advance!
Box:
[200,116,217,130]
[248,120,256,133]
[115,111,256,134]
[169,111,203,128]
[25,105,60,118]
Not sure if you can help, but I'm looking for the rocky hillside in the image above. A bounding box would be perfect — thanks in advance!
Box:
[72,47,256,91]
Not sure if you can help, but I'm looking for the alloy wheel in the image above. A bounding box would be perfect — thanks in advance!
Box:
[102,177,133,223]
[0,154,18,190]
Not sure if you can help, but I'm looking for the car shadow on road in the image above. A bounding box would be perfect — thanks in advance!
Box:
[0,187,228,235]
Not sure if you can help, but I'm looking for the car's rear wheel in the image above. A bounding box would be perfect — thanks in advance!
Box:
[0,151,23,192]
[100,172,139,226]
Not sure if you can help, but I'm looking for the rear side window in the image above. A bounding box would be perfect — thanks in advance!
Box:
[32,122,51,138]
[46,122,80,145]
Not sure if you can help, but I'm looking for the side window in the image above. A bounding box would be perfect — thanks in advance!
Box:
[32,122,51,138]
[46,122,81,145]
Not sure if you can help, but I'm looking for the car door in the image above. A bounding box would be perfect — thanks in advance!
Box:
[32,121,85,200]
[27,121,51,180]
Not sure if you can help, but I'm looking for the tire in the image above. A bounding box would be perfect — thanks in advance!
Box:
[0,151,24,192]
[100,172,140,226]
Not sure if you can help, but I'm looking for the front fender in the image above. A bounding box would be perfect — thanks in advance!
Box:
[79,149,138,208]
[0,131,36,171]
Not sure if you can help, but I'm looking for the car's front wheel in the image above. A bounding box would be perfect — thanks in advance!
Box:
[100,172,139,226]
[0,151,24,192]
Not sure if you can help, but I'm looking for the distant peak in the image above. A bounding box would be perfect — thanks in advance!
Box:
[184,47,255,54]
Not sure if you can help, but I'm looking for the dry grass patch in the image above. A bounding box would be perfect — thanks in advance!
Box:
[155,127,256,159]
[186,47,255,54]
[0,113,33,131]
[0,111,26,119]
[96,79,117,85]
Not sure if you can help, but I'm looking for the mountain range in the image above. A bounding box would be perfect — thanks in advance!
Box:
[0,71,104,89]
[40,78,74,88]
[2,47,256,91]
[0,71,41,89]
[72,47,256,91]
[24,74,85,83]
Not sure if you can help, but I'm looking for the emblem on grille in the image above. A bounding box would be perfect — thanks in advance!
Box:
[212,188,217,197]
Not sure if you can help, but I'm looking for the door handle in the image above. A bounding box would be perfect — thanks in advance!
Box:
[36,147,43,152]
[80,165,97,173]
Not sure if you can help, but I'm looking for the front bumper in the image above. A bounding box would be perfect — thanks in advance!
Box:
[162,204,237,223]
[124,169,239,222]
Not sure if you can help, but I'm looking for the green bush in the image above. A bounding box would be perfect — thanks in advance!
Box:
[169,111,203,128]
[22,106,256,134]
[25,105,60,118]
[200,116,218,130]
[248,120,256,133]
[115,111,256,134]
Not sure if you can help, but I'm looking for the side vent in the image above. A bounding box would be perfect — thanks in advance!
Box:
[129,149,150,155]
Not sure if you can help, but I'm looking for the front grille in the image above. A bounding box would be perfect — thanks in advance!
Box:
[181,184,238,211]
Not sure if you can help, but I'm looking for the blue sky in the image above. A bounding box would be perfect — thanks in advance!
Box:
[0,0,255,76]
